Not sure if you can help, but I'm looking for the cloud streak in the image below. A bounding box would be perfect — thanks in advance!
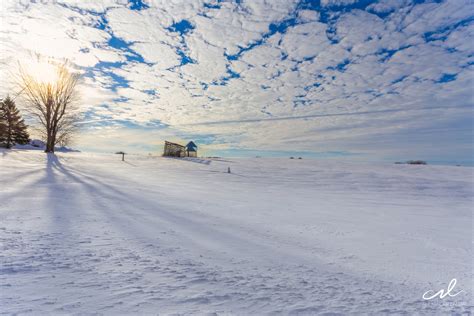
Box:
[182,104,473,126]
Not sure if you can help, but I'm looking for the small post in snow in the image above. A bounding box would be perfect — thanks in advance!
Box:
[227,167,231,174]
[116,151,126,161]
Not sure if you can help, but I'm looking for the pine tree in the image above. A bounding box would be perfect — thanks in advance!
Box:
[0,96,30,148]
[0,106,7,147]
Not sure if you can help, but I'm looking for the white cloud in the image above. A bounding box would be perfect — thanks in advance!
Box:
[280,22,330,60]
[321,0,359,7]
[0,0,472,160]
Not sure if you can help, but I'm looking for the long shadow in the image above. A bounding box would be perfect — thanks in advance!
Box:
[49,158,139,205]
[123,161,137,167]
[45,153,75,234]
[41,157,309,309]
[164,157,212,165]
[207,158,235,163]
[0,166,49,205]
[194,169,249,178]
[46,155,274,259]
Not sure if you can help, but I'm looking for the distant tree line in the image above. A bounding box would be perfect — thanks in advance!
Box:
[0,96,29,148]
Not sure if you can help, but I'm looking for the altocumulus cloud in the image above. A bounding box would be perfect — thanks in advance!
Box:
[0,0,473,163]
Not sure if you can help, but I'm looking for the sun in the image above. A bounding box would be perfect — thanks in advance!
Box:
[22,59,59,85]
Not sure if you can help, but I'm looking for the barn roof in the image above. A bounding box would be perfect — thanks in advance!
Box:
[165,140,185,148]
[186,141,197,151]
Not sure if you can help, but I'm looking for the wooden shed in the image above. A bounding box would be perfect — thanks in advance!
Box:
[163,141,186,157]
[163,140,198,157]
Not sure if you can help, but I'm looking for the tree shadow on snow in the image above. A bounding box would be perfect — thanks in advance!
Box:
[164,157,212,165]
[44,154,269,258]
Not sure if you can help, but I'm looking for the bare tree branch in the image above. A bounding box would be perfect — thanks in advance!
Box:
[17,60,80,152]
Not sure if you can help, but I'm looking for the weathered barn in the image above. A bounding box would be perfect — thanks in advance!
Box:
[163,140,198,157]
[163,141,186,157]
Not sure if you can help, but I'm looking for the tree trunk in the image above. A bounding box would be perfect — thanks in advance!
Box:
[6,113,12,149]
[6,128,12,149]
[45,133,55,153]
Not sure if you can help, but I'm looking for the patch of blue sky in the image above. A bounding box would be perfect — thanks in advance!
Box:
[436,73,457,83]
[108,35,129,50]
[177,50,195,66]
[107,35,149,64]
[325,0,380,11]
[81,109,100,121]
[103,69,130,90]
[128,0,149,11]
[296,0,321,11]
[376,45,412,62]
[391,75,408,84]
[304,82,322,91]
[77,110,115,129]
[168,19,194,35]
[225,67,240,79]
[190,135,216,146]
[114,120,158,129]
[95,15,107,30]
[327,59,350,72]
[208,66,241,87]
[144,119,169,128]
[225,38,266,61]
[269,18,297,34]
[142,89,157,96]
[166,20,196,68]
[82,60,130,91]
[203,2,221,9]
[424,16,474,42]
[113,96,129,103]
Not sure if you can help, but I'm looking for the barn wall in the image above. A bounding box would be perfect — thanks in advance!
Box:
[163,142,186,157]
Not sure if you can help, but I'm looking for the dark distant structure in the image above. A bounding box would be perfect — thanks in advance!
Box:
[163,140,198,157]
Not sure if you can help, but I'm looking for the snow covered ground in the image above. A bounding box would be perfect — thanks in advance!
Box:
[0,149,472,314]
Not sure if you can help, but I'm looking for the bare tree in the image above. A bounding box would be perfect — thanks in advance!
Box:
[18,61,80,153]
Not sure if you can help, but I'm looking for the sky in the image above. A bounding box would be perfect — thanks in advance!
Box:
[0,0,473,164]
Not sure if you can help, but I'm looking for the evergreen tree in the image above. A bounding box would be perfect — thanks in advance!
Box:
[0,106,7,147]
[0,96,30,148]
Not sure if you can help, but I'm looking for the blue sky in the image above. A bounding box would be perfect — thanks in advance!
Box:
[1,0,473,164]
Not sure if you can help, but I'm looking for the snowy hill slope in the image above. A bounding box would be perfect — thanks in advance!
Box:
[0,150,472,314]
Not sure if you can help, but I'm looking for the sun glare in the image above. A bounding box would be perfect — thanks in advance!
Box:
[23,60,59,85]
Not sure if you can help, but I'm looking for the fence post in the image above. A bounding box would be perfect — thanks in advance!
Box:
[116,151,126,161]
